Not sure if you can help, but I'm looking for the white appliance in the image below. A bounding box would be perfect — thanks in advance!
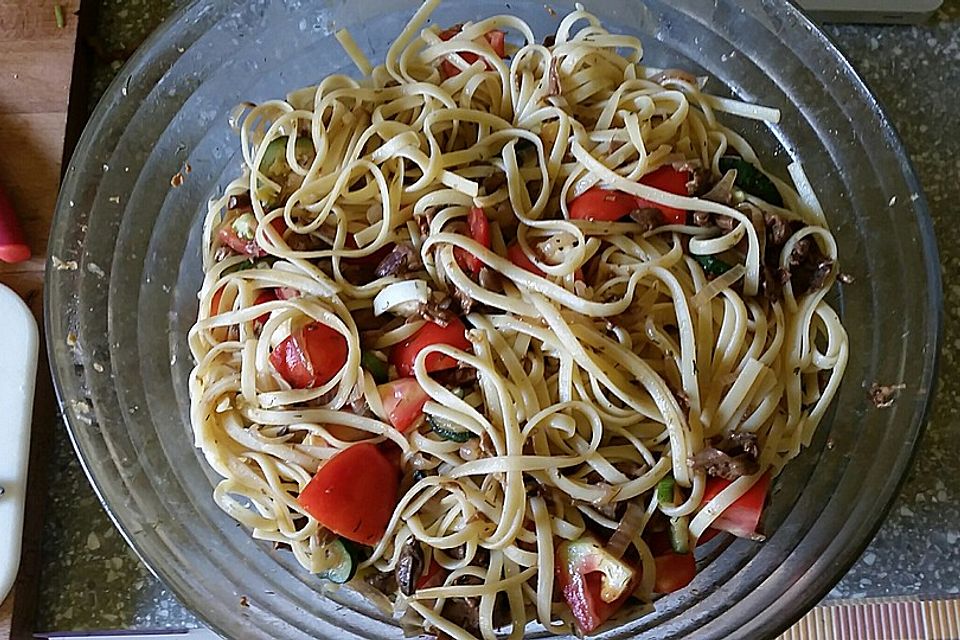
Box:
[796,0,943,23]
[0,283,37,604]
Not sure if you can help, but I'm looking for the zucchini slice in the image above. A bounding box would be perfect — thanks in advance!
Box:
[426,414,475,443]
[318,537,360,584]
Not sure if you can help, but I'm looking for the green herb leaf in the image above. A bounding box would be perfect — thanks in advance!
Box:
[718,156,784,207]
[361,351,389,384]
[693,254,732,277]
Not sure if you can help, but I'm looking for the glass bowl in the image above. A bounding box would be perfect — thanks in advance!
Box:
[45,0,942,638]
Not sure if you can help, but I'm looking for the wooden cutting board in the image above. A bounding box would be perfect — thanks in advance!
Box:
[0,1,83,638]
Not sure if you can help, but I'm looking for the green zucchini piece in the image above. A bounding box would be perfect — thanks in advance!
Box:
[221,257,273,276]
[361,351,389,384]
[669,515,690,554]
[257,136,315,203]
[693,254,732,277]
[318,537,360,584]
[656,475,675,506]
[718,156,784,207]
[426,414,475,443]
[231,212,258,241]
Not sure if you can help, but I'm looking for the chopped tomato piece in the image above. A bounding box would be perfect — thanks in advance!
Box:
[252,289,277,328]
[275,286,300,300]
[416,559,446,590]
[390,317,471,378]
[378,441,404,468]
[484,30,506,57]
[218,215,286,257]
[700,472,770,539]
[297,443,399,546]
[454,207,490,275]
[507,242,584,281]
[210,286,226,316]
[211,287,275,321]
[653,551,696,593]
[567,167,691,224]
[507,242,546,276]
[218,224,266,257]
[269,322,348,389]
[378,377,430,432]
[438,27,507,79]
[636,166,689,225]
[568,187,638,222]
[556,536,636,634]
[344,234,395,269]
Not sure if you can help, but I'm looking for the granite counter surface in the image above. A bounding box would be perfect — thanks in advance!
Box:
[34,0,960,632]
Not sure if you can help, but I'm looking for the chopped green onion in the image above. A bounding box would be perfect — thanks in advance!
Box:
[221,258,272,275]
[669,515,690,554]
[54,4,65,28]
[656,475,675,506]
[361,351,389,384]
[718,156,784,207]
[693,254,732,277]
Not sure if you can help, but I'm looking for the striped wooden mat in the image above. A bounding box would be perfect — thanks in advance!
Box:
[779,598,960,640]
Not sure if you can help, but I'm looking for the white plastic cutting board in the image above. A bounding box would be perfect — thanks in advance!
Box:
[0,283,37,604]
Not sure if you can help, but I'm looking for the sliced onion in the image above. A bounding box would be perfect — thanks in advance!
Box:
[607,502,645,559]
[372,279,430,316]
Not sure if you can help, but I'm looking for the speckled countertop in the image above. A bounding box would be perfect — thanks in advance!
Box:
[34,0,960,633]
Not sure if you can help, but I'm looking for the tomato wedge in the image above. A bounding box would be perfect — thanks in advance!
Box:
[438,27,506,79]
[270,322,348,389]
[556,536,636,634]
[567,167,691,224]
[653,551,696,593]
[378,377,430,432]
[454,207,491,276]
[568,187,638,222]
[700,473,771,539]
[298,443,399,546]
[636,166,689,225]
[507,242,545,276]
[390,317,471,378]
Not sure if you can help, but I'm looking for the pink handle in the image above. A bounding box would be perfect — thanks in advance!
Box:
[0,185,30,264]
